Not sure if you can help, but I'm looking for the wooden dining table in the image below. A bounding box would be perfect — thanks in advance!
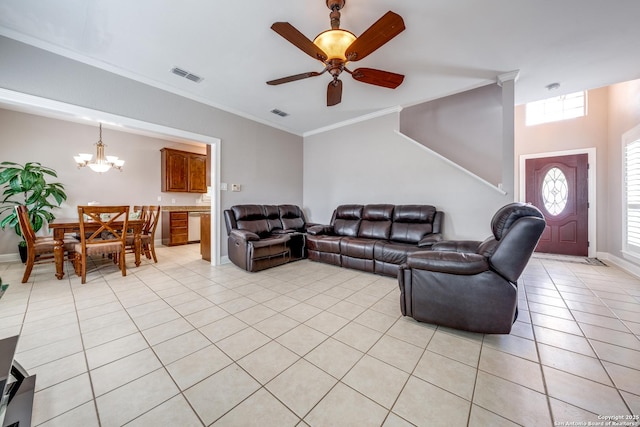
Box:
[48,217,145,280]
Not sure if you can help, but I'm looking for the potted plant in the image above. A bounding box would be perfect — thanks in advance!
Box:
[0,161,68,262]
[0,277,7,299]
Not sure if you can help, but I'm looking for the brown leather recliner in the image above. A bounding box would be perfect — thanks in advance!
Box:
[224,205,291,272]
[398,202,546,334]
[224,204,312,272]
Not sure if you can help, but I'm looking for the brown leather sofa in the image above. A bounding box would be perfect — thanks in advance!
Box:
[306,204,444,277]
[224,204,310,272]
[398,202,546,334]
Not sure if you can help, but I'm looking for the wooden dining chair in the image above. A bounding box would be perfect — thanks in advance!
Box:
[132,205,149,222]
[74,205,129,284]
[15,205,76,283]
[125,205,160,263]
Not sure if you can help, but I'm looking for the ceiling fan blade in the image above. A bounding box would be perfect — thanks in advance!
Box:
[327,79,343,106]
[351,68,404,89]
[271,22,328,62]
[267,71,323,85]
[345,11,405,62]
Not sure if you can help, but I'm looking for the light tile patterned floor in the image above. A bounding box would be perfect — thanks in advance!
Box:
[1,245,640,426]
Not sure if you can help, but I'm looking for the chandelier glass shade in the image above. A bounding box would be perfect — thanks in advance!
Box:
[74,123,124,173]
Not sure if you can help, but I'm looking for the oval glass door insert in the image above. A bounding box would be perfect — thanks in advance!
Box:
[542,167,568,215]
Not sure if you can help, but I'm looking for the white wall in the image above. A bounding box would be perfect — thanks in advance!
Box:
[303,112,510,240]
[400,84,503,185]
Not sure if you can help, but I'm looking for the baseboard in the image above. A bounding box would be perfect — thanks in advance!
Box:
[220,255,230,265]
[596,251,640,279]
[0,253,20,263]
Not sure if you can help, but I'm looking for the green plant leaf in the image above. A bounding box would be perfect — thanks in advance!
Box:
[31,213,44,233]
[41,168,58,178]
[0,168,21,185]
[0,161,67,238]
[8,177,23,194]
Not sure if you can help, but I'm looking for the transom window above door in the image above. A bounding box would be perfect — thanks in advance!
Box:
[526,91,586,126]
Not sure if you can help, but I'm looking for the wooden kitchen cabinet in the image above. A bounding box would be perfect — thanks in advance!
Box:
[206,144,211,187]
[200,213,211,261]
[188,154,207,192]
[162,212,189,246]
[161,148,207,193]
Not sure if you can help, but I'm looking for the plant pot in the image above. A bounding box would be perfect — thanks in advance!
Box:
[18,244,27,263]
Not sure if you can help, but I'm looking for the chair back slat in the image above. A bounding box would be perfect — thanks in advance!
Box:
[145,206,161,235]
[133,205,149,223]
[14,205,36,247]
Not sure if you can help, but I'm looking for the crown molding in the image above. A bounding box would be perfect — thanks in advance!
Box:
[497,70,520,87]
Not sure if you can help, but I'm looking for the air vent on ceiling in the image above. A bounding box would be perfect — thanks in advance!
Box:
[171,67,204,83]
[270,109,289,117]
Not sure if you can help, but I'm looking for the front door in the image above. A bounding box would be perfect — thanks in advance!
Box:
[525,154,589,256]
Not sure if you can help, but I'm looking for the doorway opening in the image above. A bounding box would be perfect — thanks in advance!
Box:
[0,88,222,265]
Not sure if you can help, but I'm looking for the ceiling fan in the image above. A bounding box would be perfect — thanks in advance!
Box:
[267,0,406,106]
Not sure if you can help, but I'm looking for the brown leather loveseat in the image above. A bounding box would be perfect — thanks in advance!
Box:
[224,204,310,272]
[306,204,444,277]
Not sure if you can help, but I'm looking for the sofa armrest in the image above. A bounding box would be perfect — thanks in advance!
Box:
[431,240,482,253]
[406,251,489,275]
[251,234,291,248]
[307,224,334,235]
[418,233,443,248]
[273,228,307,235]
[230,229,260,242]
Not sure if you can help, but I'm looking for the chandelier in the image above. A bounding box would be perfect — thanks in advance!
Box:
[74,123,125,173]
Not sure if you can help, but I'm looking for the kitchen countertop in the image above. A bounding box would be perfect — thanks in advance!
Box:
[161,205,211,212]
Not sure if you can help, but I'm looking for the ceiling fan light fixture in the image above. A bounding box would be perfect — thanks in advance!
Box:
[313,29,356,61]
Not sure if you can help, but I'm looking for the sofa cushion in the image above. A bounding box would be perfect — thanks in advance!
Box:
[390,205,436,243]
[340,237,376,259]
[279,204,305,231]
[232,205,271,237]
[358,204,394,240]
[374,241,429,265]
[232,204,264,221]
[249,236,290,259]
[306,235,342,254]
[263,205,283,231]
[333,205,363,237]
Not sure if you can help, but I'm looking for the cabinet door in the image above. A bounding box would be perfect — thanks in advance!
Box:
[188,154,207,193]
[162,149,188,192]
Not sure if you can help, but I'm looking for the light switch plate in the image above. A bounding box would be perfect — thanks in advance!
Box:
[220,183,228,191]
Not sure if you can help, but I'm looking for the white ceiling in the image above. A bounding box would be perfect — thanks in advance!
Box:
[1,0,639,136]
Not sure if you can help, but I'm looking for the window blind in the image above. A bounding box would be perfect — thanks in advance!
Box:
[625,138,640,253]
